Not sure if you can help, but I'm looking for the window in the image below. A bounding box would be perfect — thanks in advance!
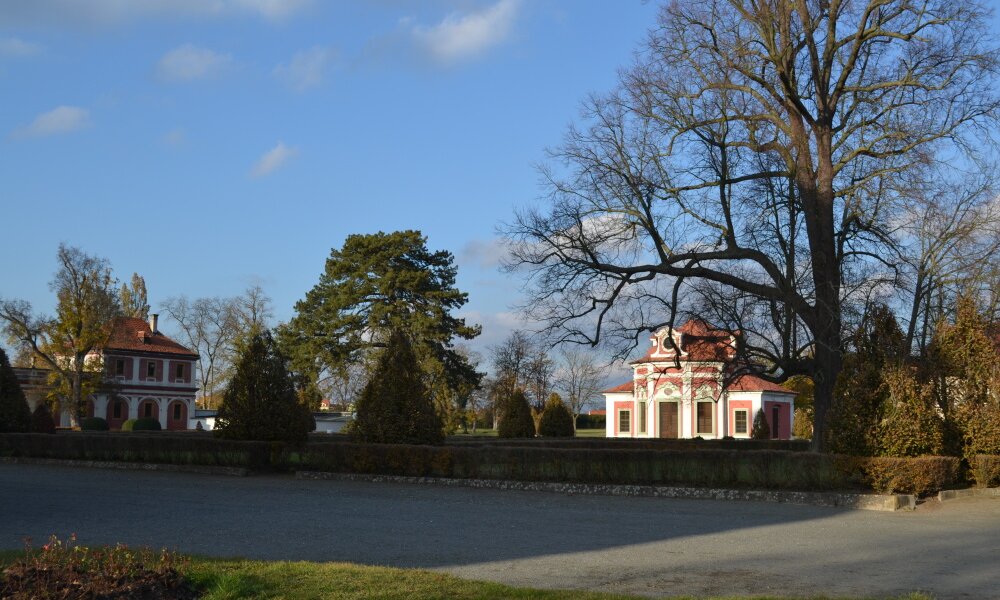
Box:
[734,409,748,435]
[113,401,122,419]
[172,403,182,420]
[175,363,184,380]
[143,402,153,418]
[772,405,780,439]
[147,362,156,378]
[618,410,631,434]
[638,401,647,434]
[697,401,714,435]
[115,359,125,377]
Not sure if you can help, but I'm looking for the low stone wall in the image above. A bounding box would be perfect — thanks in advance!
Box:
[937,487,1000,501]
[296,470,915,512]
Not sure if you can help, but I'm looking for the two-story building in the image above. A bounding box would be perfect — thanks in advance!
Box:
[15,314,200,430]
[602,320,796,440]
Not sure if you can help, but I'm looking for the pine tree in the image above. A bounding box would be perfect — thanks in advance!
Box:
[538,393,574,437]
[30,403,55,434]
[352,330,444,445]
[0,348,31,433]
[214,331,311,443]
[497,388,535,438]
[750,408,770,440]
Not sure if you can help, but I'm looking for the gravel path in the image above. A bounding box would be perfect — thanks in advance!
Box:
[1,463,997,598]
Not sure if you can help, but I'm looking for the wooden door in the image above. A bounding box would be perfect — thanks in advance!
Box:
[659,402,678,438]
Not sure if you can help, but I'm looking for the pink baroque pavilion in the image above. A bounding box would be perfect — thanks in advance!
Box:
[602,320,796,440]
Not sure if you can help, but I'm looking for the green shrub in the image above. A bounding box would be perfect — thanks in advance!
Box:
[215,331,312,444]
[351,330,443,445]
[121,419,137,432]
[80,417,109,431]
[30,404,55,434]
[132,417,162,431]
[538,395,574,437]
[0,348,31,433]
[792,408,812,440]
[850,456,960,496]
[497,389,535,438]
[750,408,770,440]
[970,455,1000,488]
[873,368,942,457]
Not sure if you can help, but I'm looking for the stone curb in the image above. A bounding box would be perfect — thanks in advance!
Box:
[295,471,914,512]
[937,487,1000,501]
[0,456,249,477]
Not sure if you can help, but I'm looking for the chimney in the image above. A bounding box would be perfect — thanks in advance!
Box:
[149,313,159,334]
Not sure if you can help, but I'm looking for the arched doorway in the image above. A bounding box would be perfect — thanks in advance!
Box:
[138,399,159,422]
[167,400,188,431]
[106,397,129,429]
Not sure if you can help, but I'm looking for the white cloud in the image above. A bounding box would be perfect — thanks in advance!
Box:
[14,105,89,138]
[274,46,335,91]
[0,0,312,26]
[157,44,232,82]
[0,36,41,56]
[410,0,519,64]
[251,142,297,177]
[459,237,509,270]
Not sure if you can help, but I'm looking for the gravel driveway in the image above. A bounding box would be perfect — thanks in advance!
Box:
[1,463,997,598]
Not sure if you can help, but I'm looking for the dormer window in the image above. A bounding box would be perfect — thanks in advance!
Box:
[147,362,156,378]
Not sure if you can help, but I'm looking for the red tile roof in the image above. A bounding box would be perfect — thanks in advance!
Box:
[632,319,736,363]
[104,317,199,358]
[728,374,796,394]
[602,381,635,394]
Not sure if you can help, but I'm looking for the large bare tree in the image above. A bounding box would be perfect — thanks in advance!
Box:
[0,244,121,425]
[506,1,999,450]
[556,348,608,432]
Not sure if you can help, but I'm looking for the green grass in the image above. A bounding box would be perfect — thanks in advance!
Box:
[1,550,934,600]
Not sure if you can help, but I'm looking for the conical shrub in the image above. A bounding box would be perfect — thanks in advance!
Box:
[497,388,535,438]
[0,348,31,433]
[538,393,574,437]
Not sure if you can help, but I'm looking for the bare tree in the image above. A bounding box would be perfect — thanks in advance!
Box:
[160,296,238,407]
[506,1,999,450]
[0,244,121,424]
[556,348,607,432]
[524,348,555,412]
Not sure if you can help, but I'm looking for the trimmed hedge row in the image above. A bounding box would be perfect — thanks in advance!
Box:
[0,433,962,495]
[971,455,1000,488]
[0,433,271,470]
[445,437,811,452]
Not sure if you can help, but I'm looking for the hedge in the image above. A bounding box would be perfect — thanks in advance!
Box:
[0,433,961,495]
[445,437,811,452]
[849,456,960,496]
[971,455,1000,488]
[0,433,271,470]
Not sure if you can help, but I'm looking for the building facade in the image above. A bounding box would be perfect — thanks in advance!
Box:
[602,321,796,440]
[16,314,199,430]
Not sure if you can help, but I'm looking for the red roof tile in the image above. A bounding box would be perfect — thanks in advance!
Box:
[728,374,796,394]
[104,317,199,358]
[602,381,635,394]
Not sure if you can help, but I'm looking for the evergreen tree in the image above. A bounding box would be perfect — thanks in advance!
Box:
[279,231,482,420]
[0,348,31,432]
[538,393,574,437]
[215,331,311,443]
[826,304,906,455]
[30,403,55,434]
[351,330,444,445]
[750,408,770,440]
[497,388,535,438]
[874,367,943,457]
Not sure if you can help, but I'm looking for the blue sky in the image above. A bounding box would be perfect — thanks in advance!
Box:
[0,0,656,355]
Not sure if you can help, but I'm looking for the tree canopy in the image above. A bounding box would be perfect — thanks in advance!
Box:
[280,230,482,406]
[505,1,1000,450]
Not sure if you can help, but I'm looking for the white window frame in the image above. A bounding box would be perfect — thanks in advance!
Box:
[733,409,749,438]
[618,409,631,434]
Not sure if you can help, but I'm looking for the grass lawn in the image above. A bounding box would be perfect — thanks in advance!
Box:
[1,550,933,600]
